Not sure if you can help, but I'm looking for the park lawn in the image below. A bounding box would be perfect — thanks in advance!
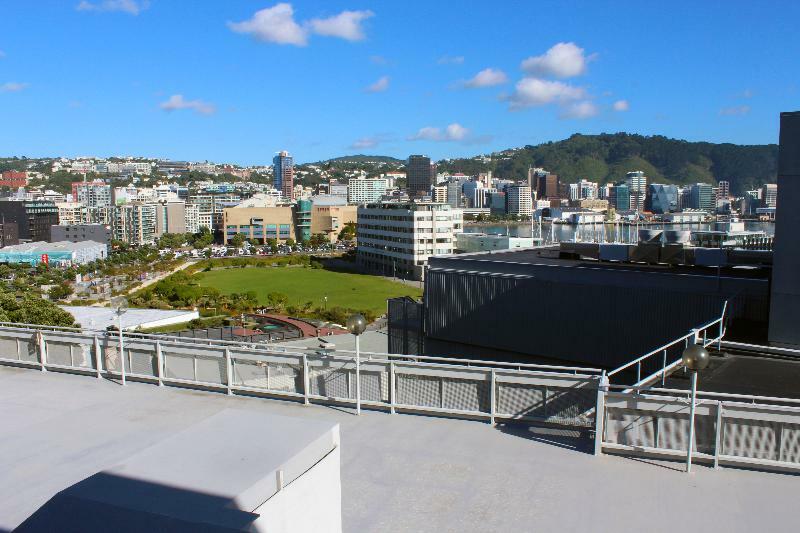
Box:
[193,266,422,316]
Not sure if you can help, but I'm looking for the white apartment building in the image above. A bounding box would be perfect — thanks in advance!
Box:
[184,203,201,234]
[432,185,448,204]
[506,185,533,217]
[348,177,388,204]
[75,181,112,208]
[626,171,647,212]
[121,161,152,175]
[569,179,599,201]
[356,202,463,281]
[56,202,85,226]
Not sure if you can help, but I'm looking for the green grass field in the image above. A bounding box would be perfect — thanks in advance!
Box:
[193,267,421,315]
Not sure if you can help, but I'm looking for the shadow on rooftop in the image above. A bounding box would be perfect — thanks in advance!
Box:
[14,471,259,532]
[496,423,593,454]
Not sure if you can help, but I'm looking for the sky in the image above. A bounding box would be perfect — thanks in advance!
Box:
[0,0,798,165]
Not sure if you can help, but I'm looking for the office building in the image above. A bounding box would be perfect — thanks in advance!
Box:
[536,173,559,199]
[407,155,434,197]
[356,202,463,280]
[569,179,598,201]
[295,198,312,242]
[689,183,715,211]
[112,203,157,245]
[184,203,201,234]
[155,202,187,237]
[0,200,59,242]
[348,177,387,204]
[648,184,679,214]
[506,185,533,217]
[310,204,357,242]
[223,206,295,243]
[50,224,111,246]
[608,183,630,211]
[718,180,731,199]
[0,222,19,247]
[273,151,295,200]
[626,171,647,211]
[762,183,778,208]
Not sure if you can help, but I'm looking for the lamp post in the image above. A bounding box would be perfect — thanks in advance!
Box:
[111,296,128,386]
[681,343,710,473]
[346,314,367,415]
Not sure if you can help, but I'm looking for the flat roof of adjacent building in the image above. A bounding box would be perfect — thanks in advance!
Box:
[61,305,199,331]
[1,366,797,532]
[0,240,106,253]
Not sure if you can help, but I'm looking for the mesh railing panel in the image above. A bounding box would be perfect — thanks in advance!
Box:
[103,344,121,372]
[544,387,595,426]
[129,349,156,376]
[311,365,350,399]
[723,418,781,461]
[45,342,72,367]
[442,378,488,413]
[232,360,303,393]
[780,425,800,464]
[604,409,656,447]
[396,373,440,408]
[360,371,387,403]
[20,339,38,363]
[233,360,268,388]
[196,356,225,384]
[163,352,195,381]
[268,363,302,393]
[496,382,546,419]
[0,337,20,361]
[656,414,716,453]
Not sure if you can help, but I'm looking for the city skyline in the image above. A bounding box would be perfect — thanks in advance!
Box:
[0,1,798,164]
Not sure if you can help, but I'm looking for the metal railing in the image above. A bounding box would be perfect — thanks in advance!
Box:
[0,323,601,429]
[598,384,800,472]
[607,301,728,388]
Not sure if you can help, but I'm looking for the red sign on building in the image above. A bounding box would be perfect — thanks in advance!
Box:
[41,254,49,265]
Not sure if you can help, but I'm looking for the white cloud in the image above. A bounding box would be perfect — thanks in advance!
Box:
[462,68,508,88]
[521,42,592,78]
[227,3,308,46]
[159,94,216,115]
[719,105,750,116]
[365,76,389,93]
[613,99,630,112]
[560,101,598,119]
[437,55,464,65]
[410,123,469,142]
[76,0,148,15]
[350,137,380,149]
[506,77,586,110]
[309,10,374,41]
[1,82,29,92]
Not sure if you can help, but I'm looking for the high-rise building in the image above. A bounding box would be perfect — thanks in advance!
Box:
[608,183,630,211]
[689,183,715,211]
[432,185,448,204]
[273,151,295,200]
[626,171,647,211]
[569,179,598,201]
[407,155,433,197]
[446,180,462,208]
[536,173,559,199]
[506,185,533,217]
[155,202,187,237]
[718,180,731,200]
[356,202,463,280]
[112,203,156,245]
[762,183,778,208]
[73,180,112,208]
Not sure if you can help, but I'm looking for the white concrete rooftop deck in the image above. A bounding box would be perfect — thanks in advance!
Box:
[1,365,798,532]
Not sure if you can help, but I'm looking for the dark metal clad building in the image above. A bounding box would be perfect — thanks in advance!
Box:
[769,111,800,348]
[411,247,770,369]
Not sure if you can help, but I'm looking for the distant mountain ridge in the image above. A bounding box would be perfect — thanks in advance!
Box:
[323,155,404,164]
[439,133,778,195]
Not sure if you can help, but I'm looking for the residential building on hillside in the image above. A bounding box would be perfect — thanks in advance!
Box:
[0,170,27,189]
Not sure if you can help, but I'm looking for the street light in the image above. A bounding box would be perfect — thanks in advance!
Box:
[346,314,367,415]
[111,296,128,386]
[681,343,710,473]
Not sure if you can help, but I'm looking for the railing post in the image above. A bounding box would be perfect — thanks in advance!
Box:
[156,341,164,387]
[489,369,496,426]
[38,331,47,372]
[94,335,102,379]
[224,348,232,395]
[636,361,641,383]
[661,349,667,386]
[389,360,396,414]
[594,371,608,456]
[714,401,723,469]
[302,354,310,405]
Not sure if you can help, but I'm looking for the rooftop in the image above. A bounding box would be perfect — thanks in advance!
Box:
[61,305,199,331]
[1,365,798,532]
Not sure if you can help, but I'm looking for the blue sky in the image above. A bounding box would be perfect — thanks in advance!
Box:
[0,1,798,164]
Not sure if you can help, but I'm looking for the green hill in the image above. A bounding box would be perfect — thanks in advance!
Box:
[440,133,778,195]
[324,154,404,164]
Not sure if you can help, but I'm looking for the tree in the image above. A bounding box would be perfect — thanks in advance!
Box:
[285,238,296,249]
[338,222,356,241]
[192,227,214,249]
[230,233,247,248]
[0,289,77,327]
[48,283,73,301]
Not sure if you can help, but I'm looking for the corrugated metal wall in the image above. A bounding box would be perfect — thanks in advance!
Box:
[388,297,424,355]
[422,266,768,368]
